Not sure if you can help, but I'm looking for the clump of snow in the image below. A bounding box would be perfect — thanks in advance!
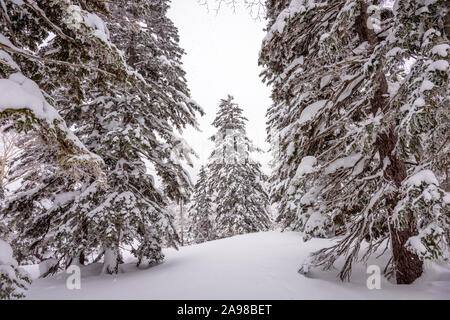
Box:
[66,5,111,45]
[431,44,449,57]
[0,73,104,166]
[426,60,449,72]
[444,192,450,205]
[303,210,328,237]
[300,186,320,205]
[406,234,429,257]
[298,100,328,125]
[324,153,361,174]
[320,75,333,89]
[0,239,30,298]
[413,97,426,107]
[0,73,60,122]
[0,240,19,280]
[279,56,304,80]
[406,223,448,261]
[406,169,439,187]
[0,49,20,70]
[420,79,434,92]
[386,46,403,57]
[158,55,172,67]
[337,75,364,103]
[294,156,317,179]
[286,141,296,157]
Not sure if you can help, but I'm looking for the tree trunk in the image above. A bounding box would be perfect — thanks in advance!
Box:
[79,251,85,265]
[102,224,121,274]
[180,199,184,246]
[390,210,423,284]
[358,1,423,284]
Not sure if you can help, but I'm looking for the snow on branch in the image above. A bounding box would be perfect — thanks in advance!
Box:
[0,72,105,182]
[0,38,114,77]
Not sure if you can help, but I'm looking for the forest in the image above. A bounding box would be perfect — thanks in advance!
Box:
[0,0,448,300]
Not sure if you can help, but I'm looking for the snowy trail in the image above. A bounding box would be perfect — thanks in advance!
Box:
[25,231,450,299]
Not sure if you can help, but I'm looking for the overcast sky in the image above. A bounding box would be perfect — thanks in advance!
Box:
[168,0,272,182]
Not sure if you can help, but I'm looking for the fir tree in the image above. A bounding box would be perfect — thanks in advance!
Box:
[1,0,203,274]
[260,0,449,284]
[188,165,215,243]
[0,0,105,183]
[208,95,271,238]
[0,1,114,289]
[0,0,131,271]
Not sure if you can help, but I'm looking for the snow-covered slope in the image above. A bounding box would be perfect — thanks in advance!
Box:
[25,231,449,299]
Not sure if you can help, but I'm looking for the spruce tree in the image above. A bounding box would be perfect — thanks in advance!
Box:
[0,1,116,291]
[208,95,271,238]
[1,0,132,271]
[0,0,106,183]
[188,165,215,243]
[382,0,449,274]
[260,0,449,284]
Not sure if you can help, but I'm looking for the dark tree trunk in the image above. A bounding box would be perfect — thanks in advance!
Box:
[79,251,85,265]
[358,1,423,284]
[377,128,423,284]
[390,210,423,284]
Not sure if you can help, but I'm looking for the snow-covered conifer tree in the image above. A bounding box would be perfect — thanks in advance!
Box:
[0,0,105,183]
[208,95,271,238]
[260,0,449,284]
[1,0,203,274]
[0,0,114,274]
[188,165,215,243]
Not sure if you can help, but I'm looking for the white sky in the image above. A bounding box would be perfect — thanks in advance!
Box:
[168,0,272,182]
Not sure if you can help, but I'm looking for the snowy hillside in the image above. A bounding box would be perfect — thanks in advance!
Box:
[25,232,450,300]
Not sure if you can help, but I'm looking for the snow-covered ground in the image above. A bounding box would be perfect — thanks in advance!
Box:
[25,231,450,299]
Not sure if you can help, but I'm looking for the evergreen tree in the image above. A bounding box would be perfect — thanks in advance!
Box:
[260,0,449,284]
[0,0,131,271]
[0,0,115,292]
[1,0,202,274]
[188,165,215,243]
[0,0,106,183]
[382,0,449,271]
[208,95,271,238]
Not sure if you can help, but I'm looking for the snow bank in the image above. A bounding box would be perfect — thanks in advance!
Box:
[24,232,450,300]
